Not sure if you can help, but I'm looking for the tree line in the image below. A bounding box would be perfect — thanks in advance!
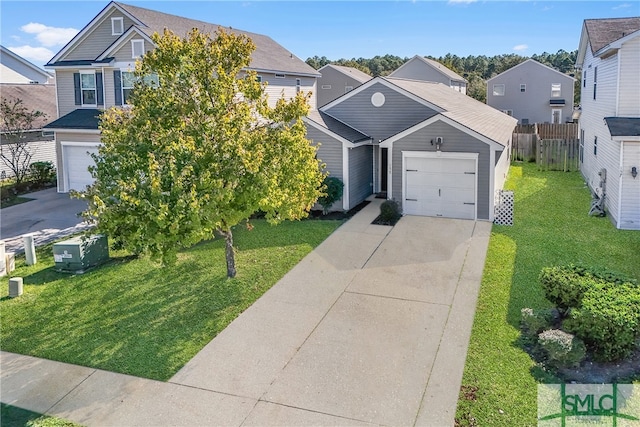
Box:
[306,49,579,104]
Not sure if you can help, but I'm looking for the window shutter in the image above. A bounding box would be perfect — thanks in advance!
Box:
[114,70,122,106]
[96,72,104,105]
[74,73,81,105]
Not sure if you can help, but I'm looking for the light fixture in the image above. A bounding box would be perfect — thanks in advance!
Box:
[632,166,638,179]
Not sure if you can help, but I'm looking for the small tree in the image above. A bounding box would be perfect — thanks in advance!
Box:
[83,28,325,278]
[0,97,47,185]
[317,176,344,214]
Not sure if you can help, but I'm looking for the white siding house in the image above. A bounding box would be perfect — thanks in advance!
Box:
[576,17,640,230]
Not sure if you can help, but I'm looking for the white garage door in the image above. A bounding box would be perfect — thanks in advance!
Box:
[404,155,477,220]
[63,144,99,192]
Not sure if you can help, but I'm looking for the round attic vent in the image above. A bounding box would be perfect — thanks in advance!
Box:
[371,92,385,107]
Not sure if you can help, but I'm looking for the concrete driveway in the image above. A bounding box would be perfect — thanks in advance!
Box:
[1,198,490,426]
[0,188,91,253]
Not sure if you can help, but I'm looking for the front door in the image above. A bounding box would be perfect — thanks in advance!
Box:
[380,148,388,193]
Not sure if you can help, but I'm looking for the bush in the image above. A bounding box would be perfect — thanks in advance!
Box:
[563,283,640,361]
[521,308,554,339]
[317,176,344,214]
[379,199,402,224]
[539,266,605,314]
[29,161,56,186]
[569,263,638,286]
[538,329,586,369]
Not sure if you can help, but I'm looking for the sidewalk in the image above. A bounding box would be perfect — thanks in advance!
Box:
[1,198,491,426]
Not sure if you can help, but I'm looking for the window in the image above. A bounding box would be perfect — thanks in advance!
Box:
[493,84,505,96]
[579,129,584,163]
[321,85,331,89]
[142,73,159,88]
[111,17,124,35]
[275,73,285,79]
[520,84,526,92]
[256,75,262,83]
[551,83,561,97]
[80,71,97,105]
[593,66,598,100]
[345,85,353,93]
[131,39,144,58]
[296,78,301,93]
[583,70,586,88]
[593,136,598,156]
[121,71,135,104]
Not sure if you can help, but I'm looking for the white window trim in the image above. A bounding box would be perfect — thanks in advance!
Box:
[551,83,561,97]
[551,108,562,124]
[493,84,505,96]
[321,84,331,90]
[131,39,144,59]
[296,78,301,93]
[274,73,285,79]
[79,70,97,107]
[111,17,124,36]
[121,69,135,105]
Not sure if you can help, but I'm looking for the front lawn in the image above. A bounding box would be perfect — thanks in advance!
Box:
[456,163,640,426]
[1,403,81,427]
[0,219,341,381]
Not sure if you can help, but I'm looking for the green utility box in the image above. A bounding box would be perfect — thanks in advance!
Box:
[53,234,109,274]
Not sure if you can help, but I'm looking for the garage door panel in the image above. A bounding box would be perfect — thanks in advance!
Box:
[64,145,98,192]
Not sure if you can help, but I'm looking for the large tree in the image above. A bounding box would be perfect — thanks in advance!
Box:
[83,28,325,277]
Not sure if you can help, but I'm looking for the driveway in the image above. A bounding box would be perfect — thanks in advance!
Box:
[1,198,490,426]
[0,188,91,253]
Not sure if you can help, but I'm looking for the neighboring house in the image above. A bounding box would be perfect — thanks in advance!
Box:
[316,64,371,107]
[304,77,517,221]
[486,59,575,125]
[389,55,467,94]
[0,46,55,84]
[576,17,640,230]
[43,1,320,193]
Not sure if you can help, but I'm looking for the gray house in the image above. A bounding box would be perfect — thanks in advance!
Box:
[486,59,575,125]
[389,55,467,94]
[304,77,517,221]
[317,64,371,107]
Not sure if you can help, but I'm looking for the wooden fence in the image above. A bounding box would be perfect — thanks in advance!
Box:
[536,139,580,172]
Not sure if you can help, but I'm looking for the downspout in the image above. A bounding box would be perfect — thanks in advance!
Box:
[617,141,624,229]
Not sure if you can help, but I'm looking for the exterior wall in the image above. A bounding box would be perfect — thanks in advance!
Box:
[55,132,102,192]
[317,66,367,107]
[0,61,50,84]
[306,125,344,210]
[261,73,317,110]
[390,59,449,85]
[494,146,510,193]
[579,43,622,223]
[389,120,491,220]
[323,82,438,143]
[56,70,80,117]
[63,10,137,61]
[619,141,640,230]
[348,144,373,208]
[618,36,640,116]
[487,60,574,124]
[0,138,56,178]
[113,34,152,63]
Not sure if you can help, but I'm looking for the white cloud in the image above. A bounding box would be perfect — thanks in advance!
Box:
[613,3,633,9]
[20,22,78,47]
[513,44,528,52]
[448,0,477,4]
[8,45,55,64]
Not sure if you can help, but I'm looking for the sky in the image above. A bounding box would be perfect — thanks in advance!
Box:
[1,0,639,69]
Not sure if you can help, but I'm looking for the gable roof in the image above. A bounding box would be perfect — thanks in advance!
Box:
[47,1,319,77]
[1,46,53,84]
[487,58,575,83]
[389,55,467,83]
[576,17,640,67]
[318,64,371,84]
[0,84,57,129]
[385,77,517,146]
[605,117,640,138]
[305,110,371,144]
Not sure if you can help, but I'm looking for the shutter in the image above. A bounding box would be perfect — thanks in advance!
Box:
[114,70,122,106]
[74,73,81,105]
[96,72,104,106]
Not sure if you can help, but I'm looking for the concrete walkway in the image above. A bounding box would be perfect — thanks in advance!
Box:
[1,198,491,426]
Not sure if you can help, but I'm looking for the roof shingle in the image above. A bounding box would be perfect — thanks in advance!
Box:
[585,17,640,53]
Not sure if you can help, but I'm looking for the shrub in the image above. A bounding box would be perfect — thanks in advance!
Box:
[317,176,344,214]
[538,329,586,369]
[539,266,605,314]
[521,308,554,339]
[28,161,56,186]
[379,199,402,224]
[563,283,640,362]
[569,263,638,286]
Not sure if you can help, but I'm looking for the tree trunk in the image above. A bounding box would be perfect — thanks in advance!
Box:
[218,228,236,278]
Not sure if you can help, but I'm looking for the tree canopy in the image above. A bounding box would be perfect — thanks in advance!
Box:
[83,28,325,277]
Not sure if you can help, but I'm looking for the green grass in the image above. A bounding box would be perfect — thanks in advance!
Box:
[1,404,82,427]
[456,163,640,426]
[0,219,341,381]
[1,196,34,209]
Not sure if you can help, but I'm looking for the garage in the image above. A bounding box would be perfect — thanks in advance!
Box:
[62,142,99,192]
[403,153,477,220]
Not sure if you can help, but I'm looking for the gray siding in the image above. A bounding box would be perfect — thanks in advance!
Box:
[56,70,79,117]
[391,120,491,220]
[306,125,344,210]
[487,60,574,125]
[324,82,437,143]
[391,59,450,85]
[317,66,368,107]
[114,35,152,62]
[348,145,373,208]
[64,10,138,60]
